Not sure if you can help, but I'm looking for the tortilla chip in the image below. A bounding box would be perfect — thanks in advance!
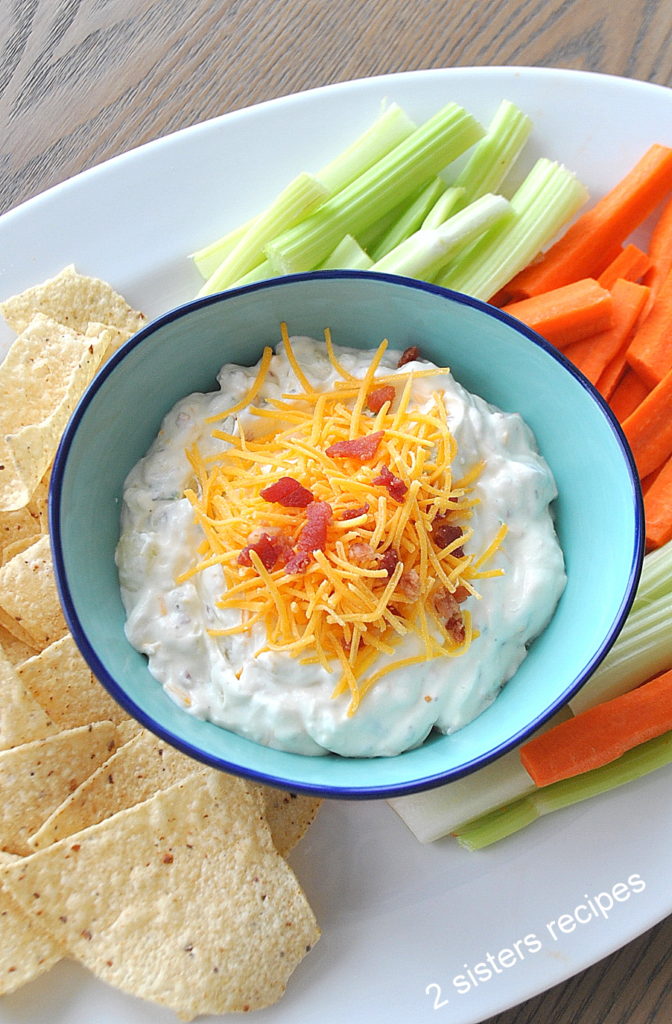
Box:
[0,534,68,649]
[3,772,320,1019]
[28,729,321,856]
[0,852,63,995]
[0,506,41,564]
[29,728,200,850]
[26,470,51,533]
[0,623,36,665]
[0,646,57,750]
[0,720,120,855]
[17,633,129,731]
[0,606,41,653]
[259,788,323,857]
[0,264,145,339]
[0,316,116,510]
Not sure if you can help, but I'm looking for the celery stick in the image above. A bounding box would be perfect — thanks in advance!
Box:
[368,179,447,261]
[316,102,416,193]
[370,193,511,280]
[192,103,414,282]
[568,537,672,711]
[570,593,672,713]
[451,100,533,209]
[227,259,275,288]
[192,221,253,279]
[264,103,485,274]
[197,173,329,295]
[319,235,373,271]
[420,186,465,230]
[435,158,588,300]
[387,707,571,843]
[631,537,672,611]
[455,731,672,850]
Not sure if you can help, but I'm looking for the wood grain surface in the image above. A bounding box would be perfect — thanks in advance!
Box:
[1,1,671,1022]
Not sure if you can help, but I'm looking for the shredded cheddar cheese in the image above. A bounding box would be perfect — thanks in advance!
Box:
[180,327,507,715]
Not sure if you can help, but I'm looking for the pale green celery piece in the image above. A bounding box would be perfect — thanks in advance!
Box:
[451,99,533,209]
[191,102,415,282]
[420,186,465,230]
[569,537,672,712]
[197,173,329,296]
[191,221,252,279]
[227,259,275,289]
[315,102,416,193]
[319,235,373,271]
[264,103,485,274]
[570,593,672,713]
[368,179,447,261]
[631,536,672,611]
[435,158,588,300]
[358,182,432,255]
[455,731,672,851]
[370,193,511,281]
[387,706,572,843]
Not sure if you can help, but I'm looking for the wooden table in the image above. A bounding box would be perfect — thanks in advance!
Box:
[1,2,671,1022]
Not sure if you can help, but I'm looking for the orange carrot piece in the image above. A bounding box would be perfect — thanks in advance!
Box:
[562,279,649,384]
[597,243,652,289]
[606,366,649,419]
[621,364,672,478]
[643,453,672,549]
[626,265,672,387]
[501,278,613,348]
[642,194,672,311]
[504,144,672,298]
[520,667,672,786]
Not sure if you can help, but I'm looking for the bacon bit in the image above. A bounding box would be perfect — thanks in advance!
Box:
[326,431,384,461]
[260,476,313,507]
[454,585,470,603]
[284,550,312,574]
[285,501,333,574]
[238,532,285,572]
[397,345,420,367]
[399,568,421,599]
[339,502,370,521]
[434,586,466,645]
[372,463,408,502]
[432,518,465,557]
[366,384,396,413]
[348,541,375,565]
[378,548,399,576]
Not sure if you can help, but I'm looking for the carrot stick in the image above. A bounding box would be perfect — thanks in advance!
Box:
[621,363,672,478]
[501,278,613,348]
[597,243,652,290]
[562,279,649,384]
[642,194,672,312]
[520,667,672,786]
[503,144,672,298]
[626,265,672,387]
[606,366,649,419]
[643,453,672,549]
[595,354,626,402]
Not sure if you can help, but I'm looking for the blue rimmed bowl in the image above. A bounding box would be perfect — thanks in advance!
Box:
[50,271,644,798]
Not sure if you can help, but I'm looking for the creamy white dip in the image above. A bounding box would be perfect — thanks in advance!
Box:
[116,337,566,757]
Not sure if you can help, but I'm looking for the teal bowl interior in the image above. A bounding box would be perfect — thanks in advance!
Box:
[50,271,644,798]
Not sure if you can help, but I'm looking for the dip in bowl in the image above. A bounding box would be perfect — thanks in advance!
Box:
[50,271,644,798]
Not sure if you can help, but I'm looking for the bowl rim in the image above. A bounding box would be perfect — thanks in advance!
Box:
[49,269,645,799]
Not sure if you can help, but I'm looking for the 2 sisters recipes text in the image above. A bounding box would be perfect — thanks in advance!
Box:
[115,332,566,757]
